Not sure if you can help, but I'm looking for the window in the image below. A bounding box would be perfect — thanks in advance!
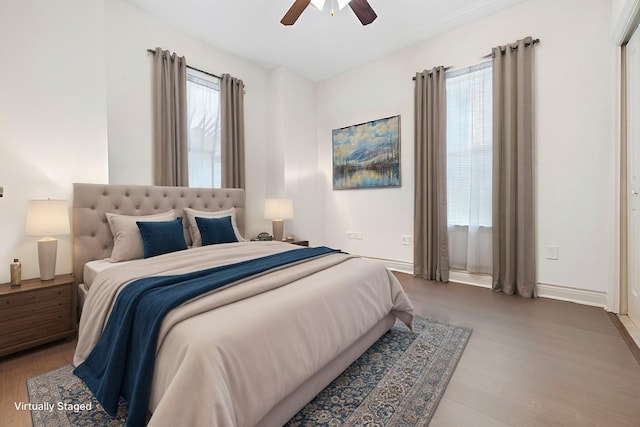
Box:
[186,69,221,188]
[446,62,492,273]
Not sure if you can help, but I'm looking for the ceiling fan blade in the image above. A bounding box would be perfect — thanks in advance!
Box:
[348,0,377,25]
[281,0,311,26]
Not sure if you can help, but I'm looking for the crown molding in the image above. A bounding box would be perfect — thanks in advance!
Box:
[613,0,640,45]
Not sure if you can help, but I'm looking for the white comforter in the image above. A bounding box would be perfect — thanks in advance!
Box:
[74,241,413,427]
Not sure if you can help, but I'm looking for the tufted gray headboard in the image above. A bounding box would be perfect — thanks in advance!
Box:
[72,183,245,284]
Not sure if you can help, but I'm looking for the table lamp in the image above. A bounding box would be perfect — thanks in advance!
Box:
[25,199,70,280]
[264,198,293,241]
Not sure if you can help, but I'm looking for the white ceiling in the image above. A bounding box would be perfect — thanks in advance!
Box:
[124,0,525,81]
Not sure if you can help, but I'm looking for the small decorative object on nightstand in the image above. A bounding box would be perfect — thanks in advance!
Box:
[0,274,76,357]
[10,259,21,287]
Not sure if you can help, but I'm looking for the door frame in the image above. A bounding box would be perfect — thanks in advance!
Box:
[621,42,628,316]
[615,0,640,315]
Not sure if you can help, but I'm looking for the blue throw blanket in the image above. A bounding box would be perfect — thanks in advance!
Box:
[74,246,340,427]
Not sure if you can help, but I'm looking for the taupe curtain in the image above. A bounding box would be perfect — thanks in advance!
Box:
[152,48,188,186]
[492,36,537,297]
[414,67,449,282]
[220,74,245,189]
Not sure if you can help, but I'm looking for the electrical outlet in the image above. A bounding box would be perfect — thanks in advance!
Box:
[546,245,559,260]
[346,232,364,240]
[401,235,412,246]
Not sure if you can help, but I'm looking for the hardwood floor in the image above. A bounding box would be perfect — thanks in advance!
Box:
[0,338,75,427]
[396,273,640,427]
[1,275,639,426]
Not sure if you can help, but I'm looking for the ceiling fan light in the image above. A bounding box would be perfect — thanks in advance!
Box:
[337,0,350,10]
[310,0,326,10]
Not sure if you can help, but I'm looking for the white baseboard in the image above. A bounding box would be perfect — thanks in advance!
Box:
[619,315,640,349]
[374,258,413,275]
[369,258,609,309]
[449,270,492,288]
[536,283,609,309]
[450,274,609,309]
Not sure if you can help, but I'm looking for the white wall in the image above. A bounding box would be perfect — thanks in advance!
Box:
[105,0,272,238]
[316,71,414,262]
[316,0,617,306]
[266,67,320,243]
[0,0,109,283]
[0,0,619,309]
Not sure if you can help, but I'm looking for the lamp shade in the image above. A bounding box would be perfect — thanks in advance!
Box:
[25,200,70,237]
[264,198,294,220]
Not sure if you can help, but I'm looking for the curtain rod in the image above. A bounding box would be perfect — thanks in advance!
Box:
[146,48,222,80]
[482,38,540,58]
[411,66,452,81]
[411,38,540,81]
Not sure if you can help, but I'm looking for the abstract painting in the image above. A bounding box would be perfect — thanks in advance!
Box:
[332,115,400,190]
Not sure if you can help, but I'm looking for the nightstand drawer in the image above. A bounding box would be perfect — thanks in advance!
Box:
[0,297,70,322]
[0,305,71,334]
[0,285,71,310]
[0,315,71,348]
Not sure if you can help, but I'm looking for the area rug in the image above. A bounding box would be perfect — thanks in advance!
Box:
[26,316,471,427]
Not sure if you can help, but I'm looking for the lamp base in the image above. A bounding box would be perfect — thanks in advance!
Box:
[37,238,58,281]
[272,220,285,241]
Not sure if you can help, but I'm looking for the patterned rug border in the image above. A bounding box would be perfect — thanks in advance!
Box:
[26,315,472,427]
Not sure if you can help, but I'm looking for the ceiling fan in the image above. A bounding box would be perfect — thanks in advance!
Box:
[281,0,377,26]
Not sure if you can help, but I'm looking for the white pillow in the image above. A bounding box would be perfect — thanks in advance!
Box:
[184,207,244,246]
[106,210,177,261]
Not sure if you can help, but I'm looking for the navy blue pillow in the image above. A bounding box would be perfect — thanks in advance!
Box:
[195,216,238,246]
[136,217,188,258]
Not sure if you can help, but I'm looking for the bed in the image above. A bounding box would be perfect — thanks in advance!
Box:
[71,183,413,426]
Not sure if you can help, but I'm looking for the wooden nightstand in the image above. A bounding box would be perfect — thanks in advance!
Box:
[0,274,76,357]
[251,237,309,246]
[284,239,309,247]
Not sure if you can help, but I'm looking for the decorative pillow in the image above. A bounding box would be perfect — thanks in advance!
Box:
[105,210,177,261]
[136,218,188,258]
[183,207,244,246]
[195,216,239,246]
